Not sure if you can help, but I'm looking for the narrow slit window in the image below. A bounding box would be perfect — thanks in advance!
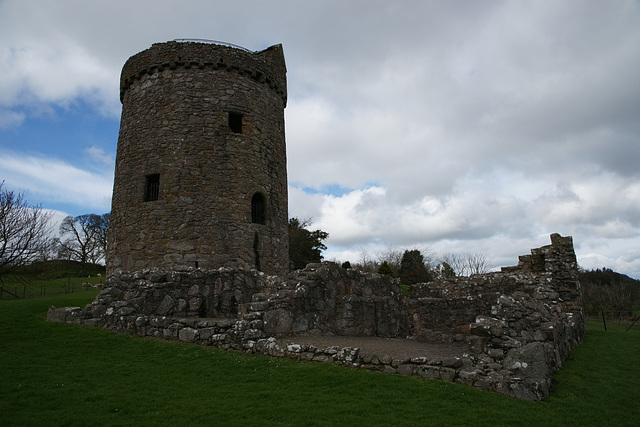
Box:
[251,193,265,224]
[228,112,243,133]
[144,174,160,202]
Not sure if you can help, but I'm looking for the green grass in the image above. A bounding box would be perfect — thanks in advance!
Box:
[1,261,105,299]
[1,292,638,426]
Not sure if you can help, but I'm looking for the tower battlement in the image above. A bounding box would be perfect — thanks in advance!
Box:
[119,41,287,104]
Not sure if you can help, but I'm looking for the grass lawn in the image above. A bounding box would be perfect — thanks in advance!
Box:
[0,291,638,426]
[0,261,105,299]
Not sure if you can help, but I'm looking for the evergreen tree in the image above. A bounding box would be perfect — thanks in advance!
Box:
[378,261,395,277]
[440,261,456,278]
[288,218,328,270]
[399,249,431,285]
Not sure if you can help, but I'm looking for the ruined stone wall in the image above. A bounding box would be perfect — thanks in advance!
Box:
[50,262,407,340]
[254,263,408,337]
[108,41,289,277]
[408,233,584,399]
[90,268,280,322]
[49,234,583,401]
[409,234,583,341]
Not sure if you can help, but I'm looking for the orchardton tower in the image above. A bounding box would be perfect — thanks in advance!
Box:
[107,40,289,276]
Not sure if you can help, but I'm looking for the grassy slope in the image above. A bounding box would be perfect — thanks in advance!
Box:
[1,261,106,298]
[0,291,638,426]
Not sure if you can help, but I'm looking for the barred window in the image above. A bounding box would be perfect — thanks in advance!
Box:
[144,174,160,202]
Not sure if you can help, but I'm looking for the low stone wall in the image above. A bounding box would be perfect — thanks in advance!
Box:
[47,234,584,401]
[48,263,407,339]
[82,267,280,321]
[252,264,408,337]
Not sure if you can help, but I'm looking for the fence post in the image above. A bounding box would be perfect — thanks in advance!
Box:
[601,309,607,331]
[23,286,26,299]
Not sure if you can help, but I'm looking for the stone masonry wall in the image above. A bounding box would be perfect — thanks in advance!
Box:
[108,41,289,277]
[253,263,408,337]
[407,233,584,399]
[48,234,584,401]
[48,263,407,341]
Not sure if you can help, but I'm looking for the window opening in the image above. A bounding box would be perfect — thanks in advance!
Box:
[144,174,160,202]
[251,193,265,224]
[228,112,243,133]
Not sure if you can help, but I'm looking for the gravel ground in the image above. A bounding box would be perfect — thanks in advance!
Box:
[278,335,469,360]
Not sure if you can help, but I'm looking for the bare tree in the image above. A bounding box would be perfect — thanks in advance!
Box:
[439,252,492,276]
[0,182,53,283]
[419,247,436,271]
[580,268,639,319]
[355,247,378,273]
[54,237,71,260]
[59,214,106,275]
[463,251,493,275]
[90,213,110,262]
[376,245,404,276]
[37,236,61,262]
[440,253,465,276]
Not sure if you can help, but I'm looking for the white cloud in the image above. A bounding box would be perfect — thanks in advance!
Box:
[0,152,112,212]
[46,209,73,236]
[0,38,120,117]
[294,167,640,275]
[1,0,640,277]
[85,146,115,167]
[0,109,25,129]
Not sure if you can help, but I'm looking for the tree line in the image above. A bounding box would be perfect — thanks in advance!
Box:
[579,268,640,320]
[345,246,493,285]
[288,216,493,285]
[0,182,109,281]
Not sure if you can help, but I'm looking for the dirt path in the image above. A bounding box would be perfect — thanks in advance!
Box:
[278,335,469,360]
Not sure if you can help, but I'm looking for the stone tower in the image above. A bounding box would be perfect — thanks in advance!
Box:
[107,40,289,276]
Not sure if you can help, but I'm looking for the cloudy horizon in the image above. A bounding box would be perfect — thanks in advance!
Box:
[1,0,639,277]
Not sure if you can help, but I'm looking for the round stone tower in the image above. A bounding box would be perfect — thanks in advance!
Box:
[107,40,289,277]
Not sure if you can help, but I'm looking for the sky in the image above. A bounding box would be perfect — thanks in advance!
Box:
[1,0,639,277]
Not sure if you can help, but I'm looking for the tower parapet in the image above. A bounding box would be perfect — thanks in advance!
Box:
[119,41,287,104]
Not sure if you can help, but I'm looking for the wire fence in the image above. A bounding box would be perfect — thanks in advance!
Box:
[0,280,103,300]
[585,310,640,332]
